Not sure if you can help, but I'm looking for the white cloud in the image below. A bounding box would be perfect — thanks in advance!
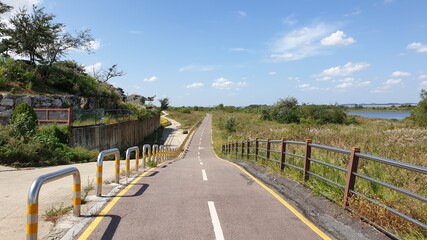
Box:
[321,31,355,46]
[84,62,102,75]
[316,76,332,81]
[335,78,370,89]
[421,81,427,86]
[297,83,329,91]
[372,78,403,93]
[407,42,427,53]
[85,40,101,51]
[238,11,247,17]
[185,82,204,89]
[212,77,248,90]
[319,62,370,77]
[269,23,354,62]
[419,74,427,80]
[130,30,142,35]
[270,23,332,61]
[268,71,277,75]
[143,76,159,82]
[179,65,214,72]
[391,71,411,77]
[344,9,362,17]
[288,76,300,81]
[230,48,246,52]
[282,15,297,26]
[385,78,402,86]
[70,39,101,52]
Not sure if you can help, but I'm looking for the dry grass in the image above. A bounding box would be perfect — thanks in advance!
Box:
[211,111,427,239]
[167,110,206,129]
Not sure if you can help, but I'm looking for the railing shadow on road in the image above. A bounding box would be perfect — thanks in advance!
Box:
[95,214,121,240]
[145,171,160,177]
[118,183,149,198]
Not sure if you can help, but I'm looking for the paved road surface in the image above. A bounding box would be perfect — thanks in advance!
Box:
[77,115,330,240]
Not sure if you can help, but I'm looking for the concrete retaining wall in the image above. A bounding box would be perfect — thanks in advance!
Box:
[70,115,160,150]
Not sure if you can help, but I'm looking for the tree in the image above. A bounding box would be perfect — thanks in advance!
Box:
[146,95,156,105]
[43,29,94,65]
[159,98,170,111]
[0,2,12,33]
[92,64,125,83]
[410,89,427,126]
[0,5,93,65]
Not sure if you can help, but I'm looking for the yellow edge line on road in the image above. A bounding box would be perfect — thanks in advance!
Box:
[78,162,168,240]
[216,155,331,240]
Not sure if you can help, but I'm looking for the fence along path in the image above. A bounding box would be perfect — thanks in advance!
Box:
[222,139,427,238]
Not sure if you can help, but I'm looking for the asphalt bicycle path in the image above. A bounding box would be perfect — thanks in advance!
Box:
[76,115,331,240]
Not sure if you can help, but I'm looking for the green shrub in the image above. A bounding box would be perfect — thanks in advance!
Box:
[181,108,191,114]
[12,103,38,140]
[410,89,427,127]
[224,115,237,132]
[2,58,39,84]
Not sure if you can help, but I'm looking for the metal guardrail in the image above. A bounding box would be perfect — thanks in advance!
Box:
[96,148,120,197]
[125,146,140,177]
[24,119,203,238]
[222,138,427,236]
[26,167,81,240]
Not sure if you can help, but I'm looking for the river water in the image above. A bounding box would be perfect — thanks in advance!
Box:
[346,111,411,120]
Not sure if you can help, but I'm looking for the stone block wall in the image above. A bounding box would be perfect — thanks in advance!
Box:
[0,93,119,124]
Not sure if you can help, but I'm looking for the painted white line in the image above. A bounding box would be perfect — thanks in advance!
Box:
[198,152,200,155]
[200,162,204,165]
[208,201,225,240]
[199,141,202,145]
[202,169,208,181]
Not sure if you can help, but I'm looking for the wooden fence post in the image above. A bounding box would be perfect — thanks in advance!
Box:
[241,142,245,158]
[280,138,286,172]
[235,141,238,159]
[266,139,271,164]
[255,138,259,162]
[246,141,250,160]
[303,139,312,182]
[343,147,360,208]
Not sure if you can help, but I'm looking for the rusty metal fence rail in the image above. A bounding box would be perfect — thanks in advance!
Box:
[222,138,427,237]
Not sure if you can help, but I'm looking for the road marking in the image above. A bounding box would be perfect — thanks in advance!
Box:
[202,169,208,181]
[200,162,204,165]
[199,141,202,145]
[208,201,224,240]
[78,163,168,240]
[219,159,332,240]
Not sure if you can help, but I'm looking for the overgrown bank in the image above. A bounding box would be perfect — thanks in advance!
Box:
[212,111,426,239]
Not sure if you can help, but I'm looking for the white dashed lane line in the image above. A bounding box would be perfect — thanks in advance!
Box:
[208,201,225,240]
[202,169,208,181]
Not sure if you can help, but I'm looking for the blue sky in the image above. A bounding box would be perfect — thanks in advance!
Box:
[4,0,427,106]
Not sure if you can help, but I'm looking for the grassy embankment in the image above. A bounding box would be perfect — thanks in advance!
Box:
[168,109,426,239]
[212,111,426,239]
